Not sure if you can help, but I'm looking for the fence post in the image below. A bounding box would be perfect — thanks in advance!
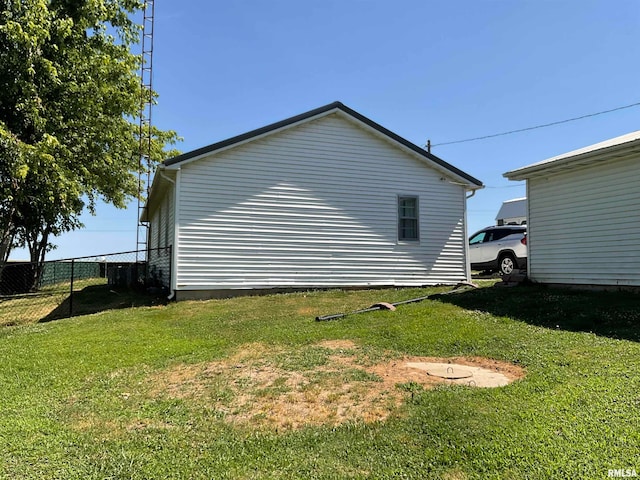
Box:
[69,259,75,318]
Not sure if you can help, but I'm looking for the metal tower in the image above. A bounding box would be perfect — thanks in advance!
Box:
[136,0,155,261]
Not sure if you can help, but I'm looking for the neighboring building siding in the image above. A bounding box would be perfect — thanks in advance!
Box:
[495,198,527,225]
[174,114,468,292]
[527,155,640,286]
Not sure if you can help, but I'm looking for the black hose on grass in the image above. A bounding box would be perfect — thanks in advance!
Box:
[315,283,477,321]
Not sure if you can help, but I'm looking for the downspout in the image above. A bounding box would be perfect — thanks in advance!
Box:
[159,170,177,300]
[447,180,478,198]
[447,180,481,283]
[463,185,480,283]
[463,189,474,283]
[159,171,175,185]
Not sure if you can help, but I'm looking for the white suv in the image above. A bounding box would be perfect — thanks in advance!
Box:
[469,225,527,275]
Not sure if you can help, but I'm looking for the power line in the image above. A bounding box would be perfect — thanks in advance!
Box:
[430,101,640,148]
[484,183,525,189]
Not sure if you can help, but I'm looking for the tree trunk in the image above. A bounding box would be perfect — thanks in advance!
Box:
[0,213,16,279]
[27,227,50,292]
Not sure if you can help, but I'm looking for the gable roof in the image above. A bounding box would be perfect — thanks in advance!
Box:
[504,130,640,181]
[163,101,483,188]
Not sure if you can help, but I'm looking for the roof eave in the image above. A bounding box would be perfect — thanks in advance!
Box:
[504,139,640,181]
[332,104,484,188]
[161,101,483,188]
[140,166,174,222]
[163,102,344,168]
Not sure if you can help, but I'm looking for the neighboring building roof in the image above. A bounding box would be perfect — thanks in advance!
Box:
[504,130,640,180]
[163,101,483,188]
[495,197,527,222]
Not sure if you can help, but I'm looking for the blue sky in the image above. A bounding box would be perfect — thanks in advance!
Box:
[12,0,639,260]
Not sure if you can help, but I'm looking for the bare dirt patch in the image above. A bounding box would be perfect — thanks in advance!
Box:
[317,339,359,351]
[148,341,524,431]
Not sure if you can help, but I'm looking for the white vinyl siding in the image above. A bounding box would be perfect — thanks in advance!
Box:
[148,212,158,251]
[173,113,468,291]
[150,190,174,249]
[527,155,640,286]
[147,180,174,287]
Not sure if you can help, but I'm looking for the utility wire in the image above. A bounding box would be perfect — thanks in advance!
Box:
[430,101,640,148]
[484,183,525,189]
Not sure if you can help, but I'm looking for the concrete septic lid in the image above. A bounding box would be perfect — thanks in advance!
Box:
[405,362,511,388]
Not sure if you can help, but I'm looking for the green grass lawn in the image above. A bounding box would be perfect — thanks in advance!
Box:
[0,279,166,327]
[1,284,639,479]
[0,278,109,326]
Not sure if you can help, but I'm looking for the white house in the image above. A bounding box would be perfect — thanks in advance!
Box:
[495,197,527,225]
[504,130,640,288]
[142,102,483,299]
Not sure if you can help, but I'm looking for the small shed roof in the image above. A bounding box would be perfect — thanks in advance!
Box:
[504,130,640,181]
[162,101,483,188]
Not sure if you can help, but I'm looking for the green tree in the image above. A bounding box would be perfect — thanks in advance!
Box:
[0,128,24,266]
[0,0,179,288]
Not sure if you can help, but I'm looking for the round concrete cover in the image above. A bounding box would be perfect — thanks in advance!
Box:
[413,362,474,379]
[405,361,511,387]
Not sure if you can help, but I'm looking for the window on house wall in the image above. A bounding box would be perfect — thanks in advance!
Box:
[398,196,419,241]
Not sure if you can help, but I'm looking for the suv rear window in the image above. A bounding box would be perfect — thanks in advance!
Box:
[492,229,523,241]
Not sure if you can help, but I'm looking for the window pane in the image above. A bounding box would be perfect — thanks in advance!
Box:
[492,230,510,241]
[469,232,486,245]
[399,198,417,218]
[398,196,419,241]
[400,219,418,239]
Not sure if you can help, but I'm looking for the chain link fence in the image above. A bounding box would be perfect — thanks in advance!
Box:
[0,247,171,327]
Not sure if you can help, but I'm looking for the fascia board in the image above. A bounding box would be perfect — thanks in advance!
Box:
[335,110,484,190]
[140,167,175,221]
[162,101,483,189]
[162,107,340,170]
[505,138,640,181]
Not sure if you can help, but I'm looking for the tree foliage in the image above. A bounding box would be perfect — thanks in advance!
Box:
[0,0,180,287]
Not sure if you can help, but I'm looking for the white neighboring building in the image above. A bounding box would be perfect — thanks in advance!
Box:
[142,102,483,299]
[495,197,527,225]
[504,130,640,288]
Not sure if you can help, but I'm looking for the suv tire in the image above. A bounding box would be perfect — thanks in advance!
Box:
[499,253,516,275]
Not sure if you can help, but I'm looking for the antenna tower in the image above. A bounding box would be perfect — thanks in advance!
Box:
[136,0,155,261]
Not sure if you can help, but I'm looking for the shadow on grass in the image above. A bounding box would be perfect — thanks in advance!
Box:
[40,284,168,323]
[435,284,640,342]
